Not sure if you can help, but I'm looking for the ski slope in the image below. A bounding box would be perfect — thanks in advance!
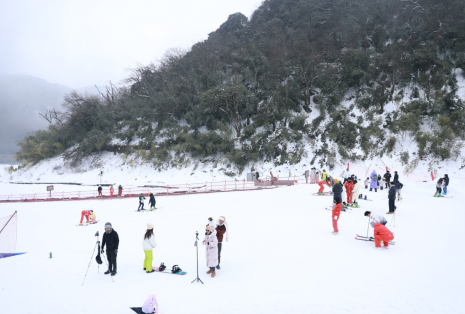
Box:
[0,177,463,314]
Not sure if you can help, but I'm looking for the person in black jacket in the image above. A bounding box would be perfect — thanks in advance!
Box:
[149,192,156,211]
[393,171,399,182]
[443,174,449,195]
[102,222,119,276]
[394,180,403,200]
[118,185,123,197]
[98,185,103,197]
[387,182,397,214]
[383,171,392,189]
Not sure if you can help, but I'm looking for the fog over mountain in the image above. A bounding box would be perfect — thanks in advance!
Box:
[0,75,103,163]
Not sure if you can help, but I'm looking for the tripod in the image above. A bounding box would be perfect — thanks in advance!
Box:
[82,231,113,286]
[191,231,204,284]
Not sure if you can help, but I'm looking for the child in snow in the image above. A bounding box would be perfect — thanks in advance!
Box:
[148,192,156,210]
[203,225,218,277]
[110,185,114,198]
[352,179,360,207]
[89,212,97,224]
[138,194,146,211]
[374,222,394,249]
[435,178,445,197]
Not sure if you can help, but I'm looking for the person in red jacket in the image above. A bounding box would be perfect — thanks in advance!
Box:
[80,210,93,225]
[317,175,330,195]
[373,222,394,249]
[344,178,354,204]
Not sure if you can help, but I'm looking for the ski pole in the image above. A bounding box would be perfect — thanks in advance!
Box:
[366,216,370,238]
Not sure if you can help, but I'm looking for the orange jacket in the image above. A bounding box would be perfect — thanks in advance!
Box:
[374,223,394,242]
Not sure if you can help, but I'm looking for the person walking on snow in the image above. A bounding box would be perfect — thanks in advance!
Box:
[98,185,103,197]
[148,192,156,210]
[395,180,403,200]
[138,194,146,211]
[79,210,94,225]
[142,223,157,273]
[443,174,449,195]
[352,179,361,207]
[364,211,387,227]
[383,171,392,189]
[102,222,119,276]
[215,216,228,270]
[435,178,445,197]
[203,225,218,278]
[318,171,330,195]
[374,222,394,249]
[387,182,397,214]
[331,180,343,235]
[370,171,378,192]
[118,185,123,197]
[110,185,114,198]
[344,178,354,205]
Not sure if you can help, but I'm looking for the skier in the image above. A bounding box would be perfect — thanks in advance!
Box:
[138,193,146,211]
[364,211,387,227]
[118,185,123,197]
[110,185,114,198]
[395,180,403,200]
[344,178,354,205]
[352,179,361,207]
[98,185,103,197]
[142,223,157,273]
[387,182,397,214]
[203,225,218,278]
[102,222,119,276]
[148,192,156,210]
[383,171,392,189]
[331,179,343,235]
[434,178,445,197]
[342,168,349,184]
[79,210,93,225]
[364,177,369,189]
[443,174,449,195]
[317,174,330,195]
[215,216,228,270]
[393,171,399,182]
[369,171,378,192]
[374,222,394,249]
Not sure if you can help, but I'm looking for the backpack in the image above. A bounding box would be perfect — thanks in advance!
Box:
[142,294,158,314]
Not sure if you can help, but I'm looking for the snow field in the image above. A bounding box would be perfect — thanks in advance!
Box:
[0,180,464,314]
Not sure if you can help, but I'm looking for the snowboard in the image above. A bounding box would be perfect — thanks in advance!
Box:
[152,267,186,275]
[433,195,453,198]
[355,234,395,245]
[76,220,99,226]
[358,198,373,201]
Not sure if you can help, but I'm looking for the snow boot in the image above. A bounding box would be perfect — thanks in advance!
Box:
[104,270,111,275]
[438,194,444,198]
[216,265,220,270]
[352,203,359,208]
[375,188,377,192]
[207,269,213,274]
[383,246,389,250]
[386,212,394,214]
[434,193,438,197]
[146,270,155,273]
[369,188,372,191]
[79,223,83,226]
[364,195,367,200]
[211,271,216,278]
[318,192,324,195]
[332,231,338,235]
[111,271,116,276]
[375,247,383,250]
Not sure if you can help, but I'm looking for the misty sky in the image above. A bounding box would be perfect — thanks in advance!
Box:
[0,0,262,88]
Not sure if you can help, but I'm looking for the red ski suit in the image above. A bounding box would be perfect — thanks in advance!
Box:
[80,210,92,224]
[318,180,330,193]
[344,181,354,204]
[374,223,394,247]
[332,203,342,232]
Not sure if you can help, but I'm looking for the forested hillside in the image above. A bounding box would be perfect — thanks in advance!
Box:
[16,0,465,173]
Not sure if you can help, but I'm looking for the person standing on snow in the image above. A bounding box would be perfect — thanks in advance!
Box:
[321,169,328,181]
[203,225,218,278]
[318,171,330,195]
[364,177,369,189]
[215,216,228,270]
[393,171,399,182]
[387,182,397,214]
[352,179,361,207]
[377,174,382,189]
[98,185,103,197]
[110,185,114,198]
[331,179,343,235]
[342,168,349,184]
[395,180,403,200]
[374,222,394,250]
[435,178,445,197]
[383,171,392,189]
[102,222,119,276]
[443,174,449,195]
[118,185,123,197]
[142,223,157,273]
[370,171,378,192]
[148,192,156,210]
[138,193,146,211]
[79,210,94,225]
[364,211,387,227]
[344,177,354,205]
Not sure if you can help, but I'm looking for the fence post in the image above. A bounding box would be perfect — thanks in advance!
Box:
[79,191,81,201]
[265,177,267,189]
[243,179,245,191]
[224,180,226,192]
[205,182,207,194]
[62,192,64,201]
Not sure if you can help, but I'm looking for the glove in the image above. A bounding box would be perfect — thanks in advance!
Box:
[114,249,118,254]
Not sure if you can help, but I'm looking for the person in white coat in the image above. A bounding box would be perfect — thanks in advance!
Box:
[203,225,218,278]
[352,179,361,207]
[364,211,387,227]
[142,223,157,273]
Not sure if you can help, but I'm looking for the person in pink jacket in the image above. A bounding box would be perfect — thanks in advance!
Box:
[203,225,218,278]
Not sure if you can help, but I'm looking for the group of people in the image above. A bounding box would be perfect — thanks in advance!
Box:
[204,216,228,278]
[435,174,450,197]
[79,210,97,225]
[138,192,157,211]
[97,185,124,198]
[366,170,400,193]
[317,170,361,208]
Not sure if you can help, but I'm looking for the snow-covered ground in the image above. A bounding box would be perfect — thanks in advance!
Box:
[0,176,464,314]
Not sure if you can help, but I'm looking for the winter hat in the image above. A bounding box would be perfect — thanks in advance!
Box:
[364,211,371,216]
[206,225,214,233]
[207,217,214,226]
[147,223,154,230]
[105,222,112,229]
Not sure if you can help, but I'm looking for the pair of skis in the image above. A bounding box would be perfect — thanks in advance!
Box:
[355,234,395,245]
[76,220,99,226]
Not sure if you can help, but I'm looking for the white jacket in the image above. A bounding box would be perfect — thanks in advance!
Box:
[142,234,157,251]
[370,213,387,227]
[353,182,361,198]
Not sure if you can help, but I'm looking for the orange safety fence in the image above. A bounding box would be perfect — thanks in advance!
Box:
[0,175,314,203]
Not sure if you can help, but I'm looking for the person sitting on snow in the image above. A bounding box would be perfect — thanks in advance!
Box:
[373,222,394,250]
